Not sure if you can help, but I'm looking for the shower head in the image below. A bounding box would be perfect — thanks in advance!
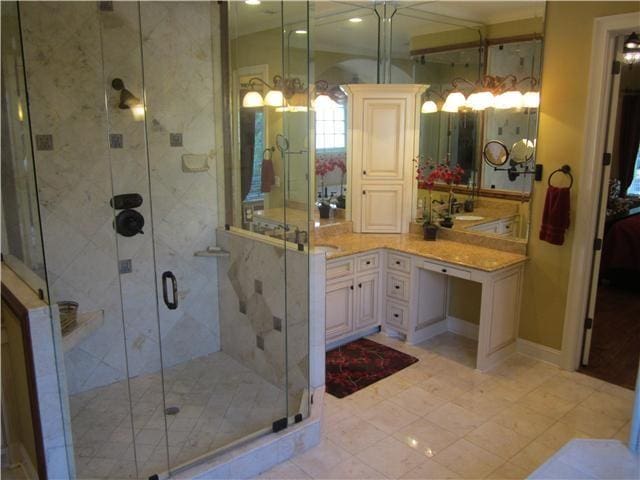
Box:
[111,78,144,120]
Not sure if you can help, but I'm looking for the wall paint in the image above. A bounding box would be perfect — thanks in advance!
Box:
[520,1,640,349]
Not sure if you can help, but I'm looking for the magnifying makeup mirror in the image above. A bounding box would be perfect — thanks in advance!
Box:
[510,139,535,163]
[482,140,509,167]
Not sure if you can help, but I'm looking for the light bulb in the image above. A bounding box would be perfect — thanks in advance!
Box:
[244,0,261,5]
[349,17,363,23]
[623,51,640,64]
[313,94,337,111]
[295,29,307,35]
[264,89,285,107]
[495,91,523,109]
[466,91,494,111]
[442,92,466,112]
[522,91,540,108]
[242,91,264,108]
[421,100,438,113]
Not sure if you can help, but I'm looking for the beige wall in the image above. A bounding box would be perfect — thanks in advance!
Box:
[520,1,640,349]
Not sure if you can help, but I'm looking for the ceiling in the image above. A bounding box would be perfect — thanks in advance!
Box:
[230,1,545,57]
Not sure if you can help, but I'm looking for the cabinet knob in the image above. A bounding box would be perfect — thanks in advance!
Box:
[363,170,367,175]
[395,285,400,289]
[366,261,371,265]
[441,268,447,273]
[393,313,399,318]
[362,190,366,195]
[358,283,362,288]
[350,285,354,290]
[396,261,401,265]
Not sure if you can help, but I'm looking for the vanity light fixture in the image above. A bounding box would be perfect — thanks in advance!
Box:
[421,100,438,113]
[242,77,343,113]
[623,32,640,64]
[112,78,145,121]
[442,91,466,112]
[349,17,363,23]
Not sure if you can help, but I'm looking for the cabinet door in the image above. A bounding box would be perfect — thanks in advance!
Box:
[361,98,406,180]
[355,272,379,330]
[326,279,354,341]
[361,184,403,233]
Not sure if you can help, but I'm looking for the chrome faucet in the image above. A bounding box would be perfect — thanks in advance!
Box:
[294,228,308,245]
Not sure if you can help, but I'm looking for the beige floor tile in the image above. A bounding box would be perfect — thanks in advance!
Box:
[432,438,503,479]
[356,437,429,479]
[597,381,636,401]
[388,386,448,416]
[392,418,459,457]
[559,405,626,438]
[535,376,595,403]
[400,459,458,479]
[425,402,485,436]
[326,416,388,455]
[614,421,631,443]
[419,375,470,402]
[508,440,556,474]
[535,421,592,452]
[485,461,530,479]
[360,400,420,434]
[465,420,532,460]
[319,456,386,479]
[492,404,556,439]
[291,438,352,478]
[517,389,577,420]
[362,375,413,399]
[451,386,513,420]
[394,363,436,384]
[579,390,634,421]
[256,460,311,479]
[343,389,386,412]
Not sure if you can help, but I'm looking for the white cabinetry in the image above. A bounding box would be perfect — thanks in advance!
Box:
[343,84,426,233]
[325,252,382,343]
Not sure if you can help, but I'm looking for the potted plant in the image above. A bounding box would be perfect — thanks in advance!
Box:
[315,155,335,218]
[416,158,465,234]
[415,159,439,241]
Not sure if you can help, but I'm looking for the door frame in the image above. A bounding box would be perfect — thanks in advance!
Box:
[561,12,640,372]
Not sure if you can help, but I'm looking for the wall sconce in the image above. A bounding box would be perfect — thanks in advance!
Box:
[623,32,640,64]
[242,76,342,113]
[112,78,145,121]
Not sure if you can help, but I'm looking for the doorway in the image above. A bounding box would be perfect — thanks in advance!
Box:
[579,37,640,390]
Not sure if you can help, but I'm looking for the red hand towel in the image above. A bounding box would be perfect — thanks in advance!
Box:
[261,159,275,193]
[539,186,571,245]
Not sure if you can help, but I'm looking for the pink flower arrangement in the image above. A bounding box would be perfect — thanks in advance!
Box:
[415,160,464,189]
[315,153,346,178]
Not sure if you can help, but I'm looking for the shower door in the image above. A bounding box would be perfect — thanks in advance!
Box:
[18,1,294,479]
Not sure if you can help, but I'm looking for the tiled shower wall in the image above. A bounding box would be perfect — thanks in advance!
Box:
[217,230,310,416]
[20,1,221,394]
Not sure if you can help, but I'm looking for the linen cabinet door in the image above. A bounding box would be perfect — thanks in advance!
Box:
[361,184,403,233]
[360,98,406,180]
[355,272,379,330]
[326,279,354,341]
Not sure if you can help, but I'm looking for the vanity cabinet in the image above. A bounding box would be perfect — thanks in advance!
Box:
[326,251,382,343]
[343,84,426,234]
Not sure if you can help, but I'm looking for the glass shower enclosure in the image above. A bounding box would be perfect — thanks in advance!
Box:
[1,1,310,478]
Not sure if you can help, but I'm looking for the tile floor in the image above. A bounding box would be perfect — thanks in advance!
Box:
[69,351,298,479]
[257,332,635,480]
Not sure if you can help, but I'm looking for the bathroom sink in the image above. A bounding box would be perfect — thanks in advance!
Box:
[455,215,485,221]
[314,245,340,254]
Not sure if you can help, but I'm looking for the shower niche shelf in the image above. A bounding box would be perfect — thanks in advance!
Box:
[62,309,104,353]
[194,247,230,257]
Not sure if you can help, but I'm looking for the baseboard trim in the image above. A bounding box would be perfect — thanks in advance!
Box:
[516,338,562,366]
[446,316,479,341]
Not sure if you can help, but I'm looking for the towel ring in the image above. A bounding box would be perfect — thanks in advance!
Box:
[548,164,573,189]
[263,146,274,161]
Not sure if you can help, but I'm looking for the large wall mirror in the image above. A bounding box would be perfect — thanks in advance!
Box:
[230,1,545,243]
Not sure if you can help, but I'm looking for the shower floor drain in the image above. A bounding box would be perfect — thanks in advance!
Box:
[165,406,180,415]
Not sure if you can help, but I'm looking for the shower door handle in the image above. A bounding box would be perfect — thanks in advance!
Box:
[162,271,178,310]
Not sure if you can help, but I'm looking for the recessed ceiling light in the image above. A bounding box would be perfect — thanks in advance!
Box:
[295,29,307,35]
[349,17,363,23]
[245,0,261,5]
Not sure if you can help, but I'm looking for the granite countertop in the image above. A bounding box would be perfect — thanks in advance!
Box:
[316,232,527,272]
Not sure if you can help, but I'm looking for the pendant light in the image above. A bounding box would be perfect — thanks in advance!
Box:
[442,91,466,112]
[494,90,523,109]
[264,89,285,107]
[623,32,640,64]
[421,100,438,113]
[242,91,264,108]
[522,91,540,108]
[466,90,494,111]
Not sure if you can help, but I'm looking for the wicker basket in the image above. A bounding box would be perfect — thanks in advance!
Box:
[58,301,78,335]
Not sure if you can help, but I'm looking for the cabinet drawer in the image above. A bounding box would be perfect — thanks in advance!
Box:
[357,252,380,272]
[386,272,410,302]
[387,252,411,273]
[421,260,471,280]
[385,301,408,331]
[327,257,355,280]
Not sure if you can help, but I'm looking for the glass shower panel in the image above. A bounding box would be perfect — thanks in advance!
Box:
[282,0,311,421]
[17,2,143,478]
